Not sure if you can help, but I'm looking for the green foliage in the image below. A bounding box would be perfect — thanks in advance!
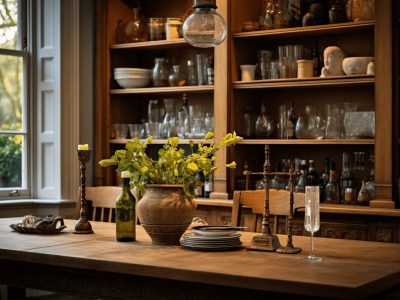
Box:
[0,134,22,187]
[99,132,243,199]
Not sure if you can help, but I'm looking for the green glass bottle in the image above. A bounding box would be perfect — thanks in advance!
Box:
[116,171,136,242]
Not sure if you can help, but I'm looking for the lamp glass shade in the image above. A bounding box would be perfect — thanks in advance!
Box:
[182,7,226,48]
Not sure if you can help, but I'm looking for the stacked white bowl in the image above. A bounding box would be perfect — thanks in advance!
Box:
[114,68,152,88]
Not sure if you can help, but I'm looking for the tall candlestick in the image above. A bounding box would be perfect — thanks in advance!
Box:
[74,149,94,234]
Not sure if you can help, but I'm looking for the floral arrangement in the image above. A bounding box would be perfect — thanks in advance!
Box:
[99,132,242,199]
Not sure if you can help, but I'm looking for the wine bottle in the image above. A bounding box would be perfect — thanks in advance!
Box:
[340,152,355,204]
[319,157,330,202]
[325,161,339,204]
[116,171,136,242]
[204,172,213,198]
[306,159,318,186]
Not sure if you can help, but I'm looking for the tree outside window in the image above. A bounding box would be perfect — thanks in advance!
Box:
[0,0,24,189]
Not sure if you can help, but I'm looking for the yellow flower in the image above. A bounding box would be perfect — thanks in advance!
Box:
[141,166,149,173]
[146,136,154,144]
[226,161,237,168]
[205,132,214,140]
[187,162,199,173]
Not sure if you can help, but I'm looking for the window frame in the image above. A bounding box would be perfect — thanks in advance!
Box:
[0,0,30,198]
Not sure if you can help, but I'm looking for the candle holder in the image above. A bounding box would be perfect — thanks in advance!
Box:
[247,145,282,252]
[245,145,301,253]
[276,165,302,254]
[74,149,94,234]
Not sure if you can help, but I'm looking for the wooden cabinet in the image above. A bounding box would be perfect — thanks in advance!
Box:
[227,1,396,208]
[95,1,399,227]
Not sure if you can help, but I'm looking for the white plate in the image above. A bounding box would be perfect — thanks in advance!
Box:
[191,226,239,236]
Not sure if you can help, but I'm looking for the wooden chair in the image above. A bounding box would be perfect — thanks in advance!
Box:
[84,186,121,222]
[231,189,305,233]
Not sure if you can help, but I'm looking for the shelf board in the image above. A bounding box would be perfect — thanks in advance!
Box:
[110,138,213,145]
[232,75,374,89]
[110,85,214,95]
[111,38,187,50]
[233,21,374,40]
[238,139,374,145]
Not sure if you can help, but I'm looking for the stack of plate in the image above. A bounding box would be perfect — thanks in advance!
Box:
[114,68,152,88]
[180,226,243,251]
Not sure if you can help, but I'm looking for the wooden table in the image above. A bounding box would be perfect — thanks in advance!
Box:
[1,217,400,299]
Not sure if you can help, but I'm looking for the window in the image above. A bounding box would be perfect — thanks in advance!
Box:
[0,0,29,197]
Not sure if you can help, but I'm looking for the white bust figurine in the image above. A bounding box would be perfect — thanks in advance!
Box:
[320,46,346,77]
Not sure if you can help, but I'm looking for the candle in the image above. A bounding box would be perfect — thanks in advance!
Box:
[78,144,89,150]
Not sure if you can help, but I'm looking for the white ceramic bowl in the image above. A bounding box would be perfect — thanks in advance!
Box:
[115,76,151,88]
[114,68,152,76]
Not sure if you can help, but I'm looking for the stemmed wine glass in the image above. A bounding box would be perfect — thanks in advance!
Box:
[304,186,322,262]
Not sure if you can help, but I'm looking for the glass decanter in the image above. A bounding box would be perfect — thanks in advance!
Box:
[254,102,274,138]
[152,57,169,87]
[116,7,148,43]
[162,98,177,138]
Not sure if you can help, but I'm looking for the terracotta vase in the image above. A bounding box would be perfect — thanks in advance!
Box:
[137,184,197,245]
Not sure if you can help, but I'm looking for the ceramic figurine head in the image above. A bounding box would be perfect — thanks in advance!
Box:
[320,46,346,77]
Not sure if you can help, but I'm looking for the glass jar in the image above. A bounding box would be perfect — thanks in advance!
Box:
[165,18,182,40]
[152,57,169,87]
[168,65,186,86]
[116,8,148,43]
[148,17,165,41]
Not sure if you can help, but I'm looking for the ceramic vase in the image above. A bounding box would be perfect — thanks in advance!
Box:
[137,184,197,245]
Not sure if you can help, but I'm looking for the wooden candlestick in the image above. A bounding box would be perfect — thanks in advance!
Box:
[74,149,94,234]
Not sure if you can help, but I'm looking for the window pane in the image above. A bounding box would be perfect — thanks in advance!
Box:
[0,0,18,50]
[0,54,22,130]
[0,134,22,188]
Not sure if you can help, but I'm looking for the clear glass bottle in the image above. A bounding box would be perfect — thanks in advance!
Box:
[162,98,177,138]
[152,57,169,87]
[186,60,197,86]
[325,161,339,204]
[254,102,274,138]
[116,171,136,242]
[340,152,355,204]
[177,93,190,138]
[319,157,330,202]
[286,102,296,139]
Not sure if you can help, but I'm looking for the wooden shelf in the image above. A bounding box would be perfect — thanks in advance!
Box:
[110,85,214,95]
[232,75,374,90]
[110,138,213,145]
[238,139,375,145]
[110,38,187,50]
[233,21,374,40]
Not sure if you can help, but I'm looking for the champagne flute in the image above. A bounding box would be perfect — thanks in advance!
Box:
[304,186,322,262]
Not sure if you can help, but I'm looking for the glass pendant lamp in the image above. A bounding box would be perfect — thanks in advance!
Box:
[182,0,227,48]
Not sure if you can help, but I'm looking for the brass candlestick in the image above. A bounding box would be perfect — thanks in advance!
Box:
[74,149,94,234]
[247,145,282,252]
[245,145,302,253]
[276,166,302,254]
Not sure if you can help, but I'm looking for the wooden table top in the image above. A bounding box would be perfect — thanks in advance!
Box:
[1,217,400,299]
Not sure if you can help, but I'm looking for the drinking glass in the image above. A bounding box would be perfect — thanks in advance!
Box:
[304,186,322,262]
